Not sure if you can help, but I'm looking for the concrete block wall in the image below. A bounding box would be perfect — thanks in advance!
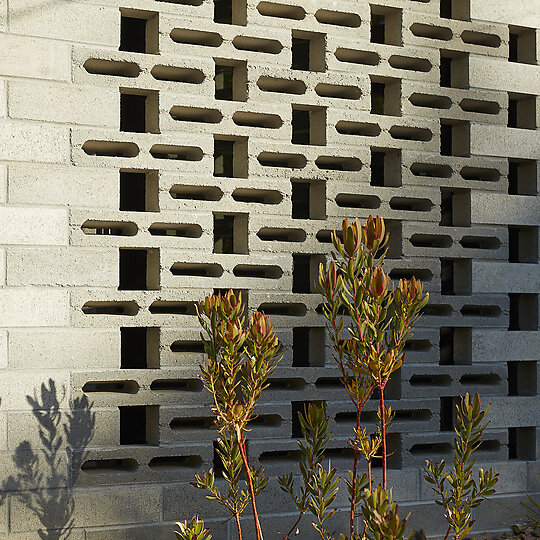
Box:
[0,0,538,537]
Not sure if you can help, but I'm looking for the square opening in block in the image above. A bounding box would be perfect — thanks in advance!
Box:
[370,148,402,187]
[509,226,538,263]
[440,188,471,226]
[508,361,537,396]
[120,9,158,54]
[120,90,159,134]
[119,248,160,290]
[508,426,536,460]
[291,30,325,72]
[508,93,537,129]
[214,0,246,25]
[213,213,248,254]
[439,327,472,365]
[370,5,402,45]
[214,137,248,178]
[291,179,326,220]
[292,254,324,293]
[508,159,537,195]
[509,25,537,64]
[509,293,538,331]
[370,76,401,116]
[291,106,326,145]
[120,170,159,212]
[120,405,159,445]
[440,51,469,89]
[440,120,469,157]
[121,327,160,369]
[440,0,470,21]
[292,327,325,367]
[440,396,456,431]
[440,258,472,295]
[215,60,247,101]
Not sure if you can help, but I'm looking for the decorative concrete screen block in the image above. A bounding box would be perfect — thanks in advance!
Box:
[0,0,537,537]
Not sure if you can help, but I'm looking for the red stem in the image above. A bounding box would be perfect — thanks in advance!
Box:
[235,513,243,540]
[379,384,387,490]
[236,427,264,540]
[443,526,452,540]
[283,513,303,540]
[349,405,362,538]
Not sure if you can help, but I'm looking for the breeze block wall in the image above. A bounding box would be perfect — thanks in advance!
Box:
[0,0,538,537]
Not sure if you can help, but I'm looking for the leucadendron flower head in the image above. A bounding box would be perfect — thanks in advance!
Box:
[371,267,389,298]
[362,215,386,253]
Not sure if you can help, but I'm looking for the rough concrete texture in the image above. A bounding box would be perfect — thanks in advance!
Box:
[0,0,537,538]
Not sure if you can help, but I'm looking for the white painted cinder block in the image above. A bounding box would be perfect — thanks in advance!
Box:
[8,164,118,209]
[0,369,70,410]
[0,289,69,327]
[6,247,118,287]
[0,34,70,81]
[8,329,119,369]
[471,0,540,27]
[8,0,118,45]
[8,81,119,128]
[0,207,68,245]
[0,121,69,164]
[469,56,540,94]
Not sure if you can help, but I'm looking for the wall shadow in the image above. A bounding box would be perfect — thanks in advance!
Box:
[0,379,95,539]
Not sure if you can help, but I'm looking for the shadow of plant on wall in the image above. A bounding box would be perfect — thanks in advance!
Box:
[0,379,95,539]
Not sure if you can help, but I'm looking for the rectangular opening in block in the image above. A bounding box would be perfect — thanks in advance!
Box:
[371,82,385,115]
[292,254,310,293]
[440,121,469,157]
[509,293,538,331]
[120,10,158,54]
[508,426,536,460]
[215,60,247,101]
[291,179,326,220]
[120,405,158,445]
[371,12,385,43]
[370,6,402,45]
[292,254,325,293]
[120,170,159,212]
[119,248,159,290]
[292,109,310,145]
[213,213,248,254]
[371,76,401,116]
[440,0,470,20]
[509,26,537,64]
[440,188,471,226]
[214,137,248,178]
[291,181,310,219]
[441,258,471,294]
[508,361,537,396]
[291,106,326,145]
[293,328,325,368]
[509,226,538,263]
[214,0,246,25]
[439,327,472,365]
[508,159,537,195]
[370,148,402,187]
[120,90,159,133]
[440,51,469,89]
[508,93,537,129]
[121,327,160,369]
[440,396,455,431]
[291,31,325,72]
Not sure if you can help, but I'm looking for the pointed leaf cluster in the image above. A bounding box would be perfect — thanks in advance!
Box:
[424,394,499,540]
